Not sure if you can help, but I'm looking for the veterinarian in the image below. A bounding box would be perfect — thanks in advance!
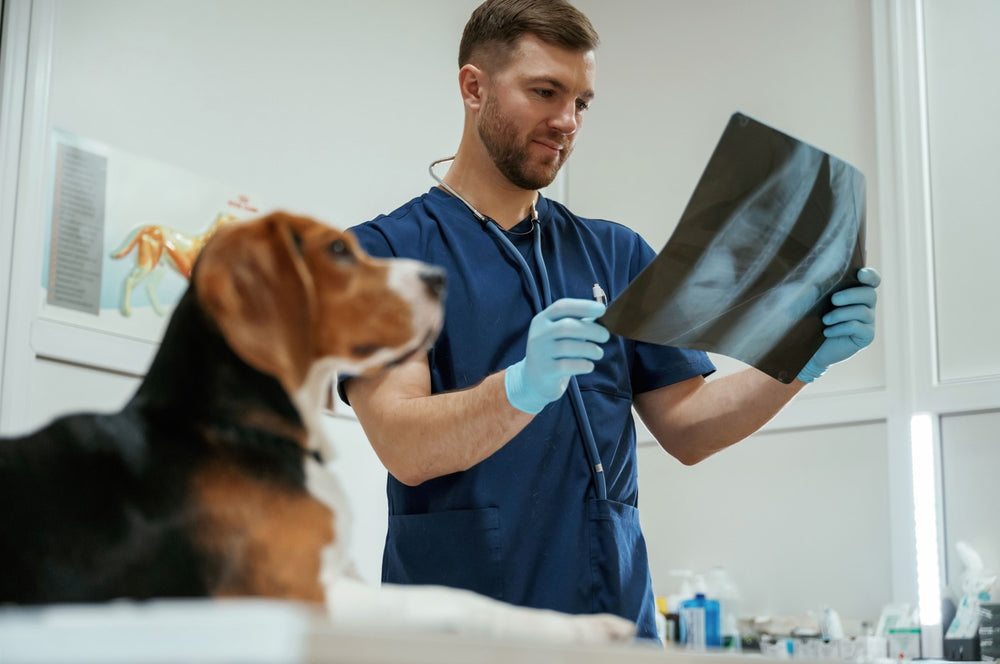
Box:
[340,0,880,641]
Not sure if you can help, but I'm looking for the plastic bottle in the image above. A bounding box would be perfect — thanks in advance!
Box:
[722,613,742,652]
[664,570,695,645]
[679,592,721,650]
[654,597,669,644]
[707,567,741,651]
[666,569,695,613]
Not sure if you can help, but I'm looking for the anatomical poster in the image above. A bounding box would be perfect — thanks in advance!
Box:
[40,130,266,346]
[598,113,866,383]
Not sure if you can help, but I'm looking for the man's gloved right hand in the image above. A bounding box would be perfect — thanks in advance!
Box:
[505,298,610,415]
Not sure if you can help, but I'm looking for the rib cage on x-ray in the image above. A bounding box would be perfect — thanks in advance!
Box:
[599,113,866,383]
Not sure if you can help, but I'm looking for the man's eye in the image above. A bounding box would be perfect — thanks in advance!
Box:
[535,88,555,99]
[327,239,356,264]
[576,99,591,112]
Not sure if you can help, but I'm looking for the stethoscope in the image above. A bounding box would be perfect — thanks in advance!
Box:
[429,157,608,501]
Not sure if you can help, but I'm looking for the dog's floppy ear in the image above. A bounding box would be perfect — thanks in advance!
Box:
[195,214,316,393]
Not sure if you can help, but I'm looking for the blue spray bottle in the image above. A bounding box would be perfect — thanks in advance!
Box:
[679,592,721,649]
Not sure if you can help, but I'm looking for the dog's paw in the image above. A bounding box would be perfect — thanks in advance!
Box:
[569,612,637,644]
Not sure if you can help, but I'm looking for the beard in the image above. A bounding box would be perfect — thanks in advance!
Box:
[478,95,572,190]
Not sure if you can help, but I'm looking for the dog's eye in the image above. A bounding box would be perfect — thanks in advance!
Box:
[327,239,356,264]
[351,344,379,357]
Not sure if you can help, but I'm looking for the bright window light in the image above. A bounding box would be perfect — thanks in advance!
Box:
[911,413,941,627]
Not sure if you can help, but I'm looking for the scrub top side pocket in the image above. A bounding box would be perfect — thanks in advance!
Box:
[587,498,658,640]
[382,506,505,601]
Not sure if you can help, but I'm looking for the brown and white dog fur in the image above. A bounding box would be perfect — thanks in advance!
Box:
[0,211,635,644]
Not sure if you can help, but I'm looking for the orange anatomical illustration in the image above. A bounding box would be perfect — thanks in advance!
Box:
[109,213,238,316]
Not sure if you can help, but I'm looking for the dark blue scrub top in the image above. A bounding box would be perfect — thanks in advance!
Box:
[341,188,715,639]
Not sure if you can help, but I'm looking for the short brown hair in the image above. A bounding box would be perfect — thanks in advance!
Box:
[458,0,599,71]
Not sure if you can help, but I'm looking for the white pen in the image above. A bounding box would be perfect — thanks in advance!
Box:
[592,283,607,306]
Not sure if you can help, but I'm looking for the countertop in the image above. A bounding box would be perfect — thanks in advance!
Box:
[0,599,772,664]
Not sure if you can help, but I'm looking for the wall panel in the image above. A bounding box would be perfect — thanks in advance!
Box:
[940,410,1000,594]
[923,0,1000,383]
[638,421,892,623]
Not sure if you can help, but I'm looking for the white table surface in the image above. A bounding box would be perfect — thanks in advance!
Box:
[0,599,771,664]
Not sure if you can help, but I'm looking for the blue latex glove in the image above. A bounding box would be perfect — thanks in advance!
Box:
[797,267,882,383]
[505,298,610,414]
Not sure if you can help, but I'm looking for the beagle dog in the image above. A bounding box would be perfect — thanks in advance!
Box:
[0,212,635,644]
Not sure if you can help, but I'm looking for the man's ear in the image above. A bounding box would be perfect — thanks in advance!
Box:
[458,64,486,111]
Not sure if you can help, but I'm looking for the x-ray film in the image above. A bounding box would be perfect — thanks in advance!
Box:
[598,112,866,383]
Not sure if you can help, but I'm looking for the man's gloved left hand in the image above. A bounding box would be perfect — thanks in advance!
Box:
[797,267,882,383]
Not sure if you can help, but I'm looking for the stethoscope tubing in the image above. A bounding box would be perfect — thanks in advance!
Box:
[430,157,608,501]
[484,221,608,501]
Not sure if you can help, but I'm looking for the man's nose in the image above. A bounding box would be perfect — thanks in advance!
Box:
[549,101,579,136]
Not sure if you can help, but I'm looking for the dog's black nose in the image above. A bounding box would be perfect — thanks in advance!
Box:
[420,267,447,300]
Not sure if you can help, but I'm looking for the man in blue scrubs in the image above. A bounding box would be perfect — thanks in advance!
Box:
[341,0,880,641]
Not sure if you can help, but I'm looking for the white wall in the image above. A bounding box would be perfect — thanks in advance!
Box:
[571,0,883,396]
[2,0,998,633]
[919,0,1000,600]
[571,0,890,622]
[0,0,477,426]
[881,0,1000,612]
[44,0,473,229]
[922,0,1000,383]
[638,421,892,622]
[940,411,1000,595]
